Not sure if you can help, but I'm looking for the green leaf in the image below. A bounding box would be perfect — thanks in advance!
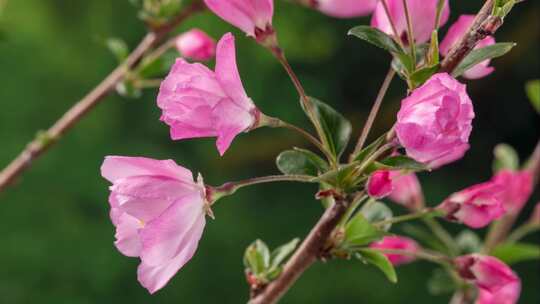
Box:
[276,149,328,176]
[106,38,129,62]
[137,49,177,78]
[353,133,387,162]
[525,79,540,114]
[361,201,393,232]
[453,42,516,77]
[348,25,403,54]
[243,240,271,274]
[427,268,456,295]
[379,155,428,171]
[455,230,482,254]
[410,64,440,89]
[492,143,519,172]
[356,249,398,283]
[344,213,385,247]
[492,242,540,265]
[270,238,300,269]
[306,97,352,158]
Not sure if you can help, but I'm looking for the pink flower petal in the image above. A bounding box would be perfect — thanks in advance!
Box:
[101,156,193,184]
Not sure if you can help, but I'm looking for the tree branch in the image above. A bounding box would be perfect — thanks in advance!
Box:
[440,0,500,73]
[249,195,350,304]
[0,1,205,193]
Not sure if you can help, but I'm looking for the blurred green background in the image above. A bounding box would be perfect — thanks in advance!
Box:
[0,0,539,303]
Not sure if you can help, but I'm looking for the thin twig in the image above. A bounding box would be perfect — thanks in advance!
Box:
[0,2,206,193]
[350,66,395,160]
[401,0,416,64]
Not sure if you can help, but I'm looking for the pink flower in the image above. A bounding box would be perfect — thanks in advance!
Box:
[366,170,393,199]
[477,281,521,304]
[438,181,506,228]
[157,33,259,156]
[395,73,475,168]
[491,169,533,214]
[311,0,378,18]
[371,0,450,44]
[175,29,216,62]
[370,236,420,265]
[455,255,520,297]
[204,0,274,38]
[388,171,424,210]
[101,156,208,294]
[440,15,496,79]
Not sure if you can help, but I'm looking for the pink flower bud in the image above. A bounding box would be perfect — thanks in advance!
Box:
[371,0,450,44]
[366,170,393,199]
[455,255,520,298]
[204,0,274,38]
[440,15,496,79]
[438,181,506,228]
[175,29,216,61]
[101,156,208,294]
[477,281,521,304]
[370,236,420,266]
[395,73,475,168]
[311,0,378,18]
[388,171,424,210]
[158,33,259,156]
[491,169,533,214]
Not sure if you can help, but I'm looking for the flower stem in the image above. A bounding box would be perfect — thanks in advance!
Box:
[423,217,460,256]
[374,208,442,228]
[350,66,395,161]
[376,248,451,265]
[209,174,316,204]
[506,223,540,244]
[381,0,405,49]
[401,0,417,66]
[269,47,329,162]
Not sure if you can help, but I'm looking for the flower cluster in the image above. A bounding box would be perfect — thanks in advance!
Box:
[97,0,537,302]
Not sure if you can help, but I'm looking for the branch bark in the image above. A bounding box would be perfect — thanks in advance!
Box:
[0,2,205,193]
[249,195,350,304]
[440,0,500,73]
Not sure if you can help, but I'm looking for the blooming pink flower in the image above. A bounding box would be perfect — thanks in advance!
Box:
[388,171,424,210]
[158,33,259,156]
[438,181,506,228]
[491,169,533,214]
[395,73,475,168]
[371,0,450,45]
[477,281,521,304]
[311,0,378,18]
[204,0,274,38]
[440,15,496,79]
[455,255,520,297]
[101,156,208,294]
[366,170,393,199]
[175,29,216,61]
[370,236,420,265]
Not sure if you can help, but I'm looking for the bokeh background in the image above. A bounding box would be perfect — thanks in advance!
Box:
[0,0,539,303]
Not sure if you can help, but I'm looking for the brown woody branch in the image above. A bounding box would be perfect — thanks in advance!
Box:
[249,194,350,304]
[0,1,206,194]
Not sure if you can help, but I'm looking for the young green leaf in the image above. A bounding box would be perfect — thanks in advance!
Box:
[106,38,129,62]
[492,242,540,265]
[305,97,352,158]
[356,249,398,283]
[361,201,393,232]
[276,149,328,176]
[353,133,387,162]
[270,238,300,269]
[379,155,428,171]
[244,240,271,275]
[492,143,519,172]
[453,42,516,77]
[455,230,482,254]
[410,64,440,89]
[348,26,403,54]
[344,213,385,247]
[525,79,540,114]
